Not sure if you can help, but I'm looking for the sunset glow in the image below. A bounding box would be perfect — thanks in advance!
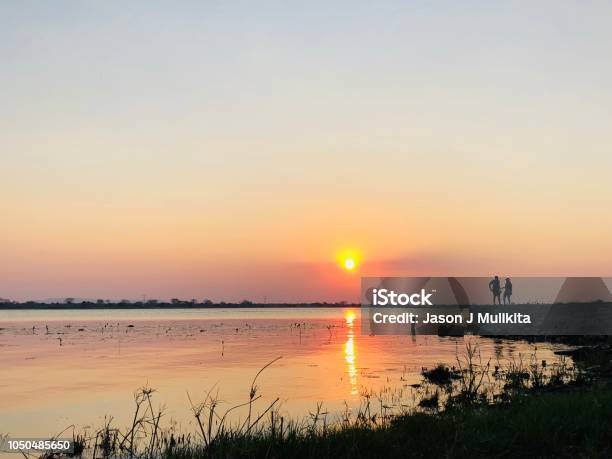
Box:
[1,2,612,304]
[344,258,356,271]
[337,249,361,275]
[344,309,358,396]
[345,310,356,326]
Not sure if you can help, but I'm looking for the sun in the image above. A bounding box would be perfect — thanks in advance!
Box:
[344,257,356,271]
[336,248,361,272]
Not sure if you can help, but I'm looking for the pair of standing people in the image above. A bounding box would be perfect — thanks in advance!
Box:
[489,276,512,304]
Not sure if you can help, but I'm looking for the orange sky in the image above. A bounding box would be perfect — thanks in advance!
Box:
[2,2,612,301]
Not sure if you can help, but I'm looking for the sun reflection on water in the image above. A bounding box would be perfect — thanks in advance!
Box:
[344,309,358,396]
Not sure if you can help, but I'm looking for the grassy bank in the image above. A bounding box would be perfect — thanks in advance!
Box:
[50,341,612,459]
[165,388,612,459]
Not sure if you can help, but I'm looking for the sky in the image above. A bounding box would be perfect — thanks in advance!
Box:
[1,1,612,302]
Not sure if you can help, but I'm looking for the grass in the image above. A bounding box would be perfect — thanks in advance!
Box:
[164,389,612,459]
[30,342,611,458]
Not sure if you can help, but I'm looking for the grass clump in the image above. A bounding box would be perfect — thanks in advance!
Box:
[421,364,461,386]
[162,389,612,459]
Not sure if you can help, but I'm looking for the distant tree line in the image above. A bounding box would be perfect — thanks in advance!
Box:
[0,298,354,309]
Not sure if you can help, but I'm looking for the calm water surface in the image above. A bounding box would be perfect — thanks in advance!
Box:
[0,308,569,438]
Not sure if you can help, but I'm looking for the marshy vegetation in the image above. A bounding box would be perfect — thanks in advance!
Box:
[28,340,612,459]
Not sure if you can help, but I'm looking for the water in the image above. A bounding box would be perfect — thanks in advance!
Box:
[0,308,569,438]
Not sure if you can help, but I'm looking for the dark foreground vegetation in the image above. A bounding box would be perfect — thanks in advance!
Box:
[164,389,612,459]
[27,340,612,459]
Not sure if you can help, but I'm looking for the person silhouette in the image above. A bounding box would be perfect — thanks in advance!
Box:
[503,277,513,304]
[489,276,502,305]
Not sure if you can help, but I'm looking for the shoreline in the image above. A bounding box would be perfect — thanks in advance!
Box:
[2,301,611,311]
